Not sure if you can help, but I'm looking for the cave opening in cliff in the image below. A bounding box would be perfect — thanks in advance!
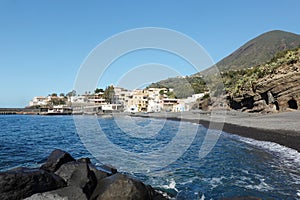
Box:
[287,99,298,109]
[274,101,280,110]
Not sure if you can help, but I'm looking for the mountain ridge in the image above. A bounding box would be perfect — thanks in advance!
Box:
[210,30,300,72]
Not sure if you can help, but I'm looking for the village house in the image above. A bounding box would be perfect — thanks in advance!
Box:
[161,98,179,112]
[113,87,131,110]
[147,88,166,112]
[127,89,149,112]
[88,92,106,104]
[28,87,208,115]
[29,96,48,106]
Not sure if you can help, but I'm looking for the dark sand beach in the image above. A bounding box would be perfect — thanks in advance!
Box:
[127,110,300,152]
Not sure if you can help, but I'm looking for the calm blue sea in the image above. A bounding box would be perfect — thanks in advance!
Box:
[0,115,300,199]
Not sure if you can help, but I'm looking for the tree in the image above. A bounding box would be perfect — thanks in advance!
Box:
[159,90,165,95]
[103,85,115,104]
[95,88,104,94]
[66,90,76,97]
[59,93,65,97]
[51,93,57,97]
[166,91,176,99]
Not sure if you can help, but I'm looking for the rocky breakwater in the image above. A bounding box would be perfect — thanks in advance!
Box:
[0,149,168,200]
[228,48,300,113]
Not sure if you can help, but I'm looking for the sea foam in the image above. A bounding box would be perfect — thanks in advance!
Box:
[223,132,300,167]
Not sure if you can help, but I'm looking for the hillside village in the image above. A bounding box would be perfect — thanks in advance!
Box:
[27,87,207,115]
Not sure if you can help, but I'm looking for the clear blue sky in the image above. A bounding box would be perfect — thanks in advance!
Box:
[1,0,300,107]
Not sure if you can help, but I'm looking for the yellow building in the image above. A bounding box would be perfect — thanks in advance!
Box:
[127,89,149,112]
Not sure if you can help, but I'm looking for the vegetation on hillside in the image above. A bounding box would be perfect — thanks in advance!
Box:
[223,47,300,97]
[148,46,300,102]
[148,75,209,99]
[148,30,300,100]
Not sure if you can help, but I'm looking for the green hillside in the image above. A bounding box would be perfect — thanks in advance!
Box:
[148,30,300,98]
[147,75,208,99]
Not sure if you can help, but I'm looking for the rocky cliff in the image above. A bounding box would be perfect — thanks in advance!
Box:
[227,47,300,113]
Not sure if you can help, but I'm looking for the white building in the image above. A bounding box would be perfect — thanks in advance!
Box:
[114,87,131,109]
[29,96,48,106]
[101,104,123,113]
[146,88,167,112]
[174,104,185,112]
[161,98,178,112]
[70,96,88,103]
[147,99,161,112]
[184,93,205,104]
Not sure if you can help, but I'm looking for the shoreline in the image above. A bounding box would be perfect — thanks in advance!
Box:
[126,110,300,153]
[2,109,299,152]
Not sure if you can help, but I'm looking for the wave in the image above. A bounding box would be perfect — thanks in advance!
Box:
[161,178,178,192]
[223,132,300,167]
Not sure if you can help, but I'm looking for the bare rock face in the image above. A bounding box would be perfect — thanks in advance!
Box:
[255,72,300,112]
[0,167,66,200]
[229,58,300,113]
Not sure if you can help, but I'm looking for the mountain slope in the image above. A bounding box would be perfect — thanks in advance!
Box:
[212,30,300,71]
[148,30,300,98]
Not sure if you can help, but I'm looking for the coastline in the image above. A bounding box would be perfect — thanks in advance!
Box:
[126,110,300,153]
[2,108,299,152]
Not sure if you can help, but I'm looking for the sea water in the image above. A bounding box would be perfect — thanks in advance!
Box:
[0,115,299,199]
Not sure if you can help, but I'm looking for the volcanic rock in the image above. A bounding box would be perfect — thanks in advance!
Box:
[40,149,75,172]
[0,167,66,200]
[54,160,97,199]
[91,173,151,200]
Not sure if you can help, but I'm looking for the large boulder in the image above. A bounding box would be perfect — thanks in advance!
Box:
[88,164,110,181]
[40,149,75,172]
[54,160,97,199]
[77,158,111,181]
[0,167,66,200]
[91,173,151,200]
[25,186,87,200]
